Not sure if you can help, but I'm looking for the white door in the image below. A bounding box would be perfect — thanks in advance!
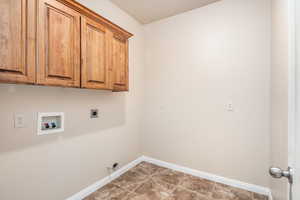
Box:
[295,0,300,199]
[295,5,300,200]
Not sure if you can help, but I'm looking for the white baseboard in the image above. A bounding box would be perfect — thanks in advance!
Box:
[141,156,272,199]
[66,157,144,200]
[66,156,272,200]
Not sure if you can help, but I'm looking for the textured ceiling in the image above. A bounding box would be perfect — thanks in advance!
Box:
[110,0,221,24]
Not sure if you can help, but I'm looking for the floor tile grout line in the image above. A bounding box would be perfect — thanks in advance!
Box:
[84,161,268,200]
[133,164,219,199]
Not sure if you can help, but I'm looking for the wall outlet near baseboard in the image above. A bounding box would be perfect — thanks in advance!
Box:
[107,163,120,174]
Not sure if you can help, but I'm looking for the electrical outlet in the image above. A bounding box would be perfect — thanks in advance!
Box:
[226,102,234,112]
[90,109,99,118]
[14,114,25,128]
[112,163,119,170]
[107,163,120,174]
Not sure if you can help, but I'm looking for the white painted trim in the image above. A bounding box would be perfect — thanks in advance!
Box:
[268,190,273,200]
[141,156,271,197]
[66,156,272,200]
[288,0,296,168]
[288,0,297,199]
[291,0,300,199]
[66,157,144,200]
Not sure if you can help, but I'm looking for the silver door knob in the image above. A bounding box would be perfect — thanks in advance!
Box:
[269,166,293,184]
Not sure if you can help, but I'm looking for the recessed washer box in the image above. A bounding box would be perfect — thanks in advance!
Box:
[38,112,64,135]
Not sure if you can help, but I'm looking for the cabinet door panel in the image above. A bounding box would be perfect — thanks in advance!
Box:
[0,0,35,83]
[112,35,128,91]
[37,0,80,87]
[81,17,110,89]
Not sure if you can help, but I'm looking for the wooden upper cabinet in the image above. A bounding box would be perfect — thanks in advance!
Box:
[81,17,111,90]
[0,0,36,84]
[111,34,129,91]
[37,0,81,87]
[0,0,132,91]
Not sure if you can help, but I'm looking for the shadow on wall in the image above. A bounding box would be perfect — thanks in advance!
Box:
[0,84,127,154]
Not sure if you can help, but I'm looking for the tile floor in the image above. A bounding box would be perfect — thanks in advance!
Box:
[84,162,268,200]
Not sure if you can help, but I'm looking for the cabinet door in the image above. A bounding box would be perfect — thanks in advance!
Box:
[81,17,111,90]
[37,0,80,87]
[0,0,36,84]
[111,34,129,91]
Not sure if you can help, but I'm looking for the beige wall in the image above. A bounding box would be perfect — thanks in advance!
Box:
[270,0,291,199]
[1,0,292,199]
[142,0,271,187]
[0,0,144,200]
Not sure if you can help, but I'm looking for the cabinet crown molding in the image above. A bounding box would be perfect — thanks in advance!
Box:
[56,0,134,39]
